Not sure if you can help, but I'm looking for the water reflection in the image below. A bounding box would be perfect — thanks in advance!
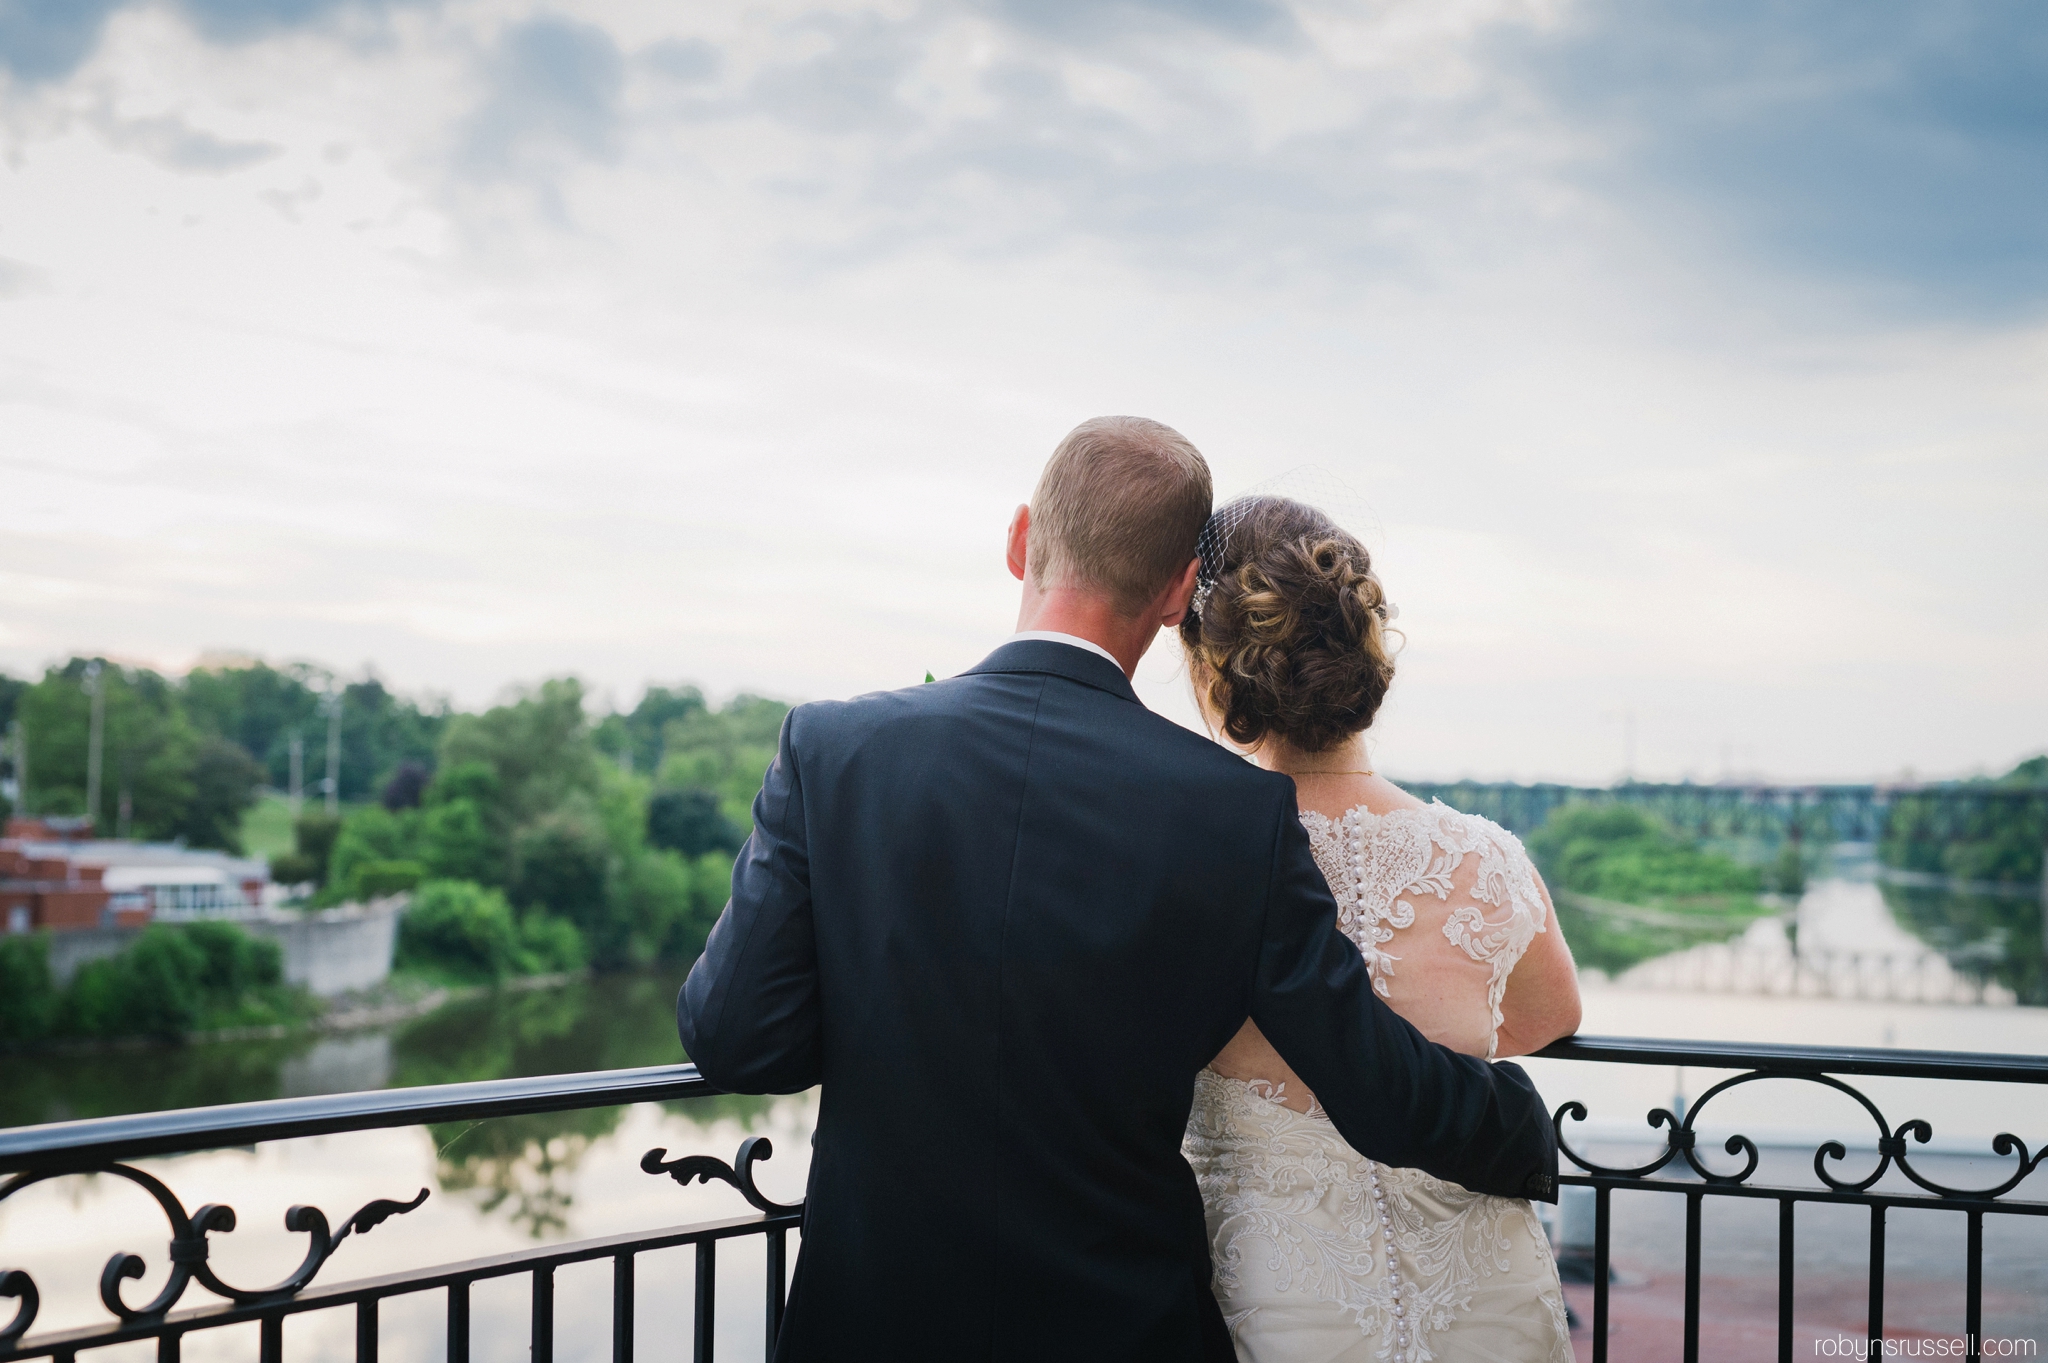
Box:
[427,1093,783,1239]
[1882,880,2046,1005]
[0,967,696,1131]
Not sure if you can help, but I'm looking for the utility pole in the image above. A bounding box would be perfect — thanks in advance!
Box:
[84,660,105,833]
[288,731,304,817]
[324,685,342,816]
[4,719,22,817]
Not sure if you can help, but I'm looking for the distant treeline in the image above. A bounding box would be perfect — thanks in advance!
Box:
[0,660,446,850]
[0,659,792,1033]
[281,677,789,979]
[1878,755,2047,886]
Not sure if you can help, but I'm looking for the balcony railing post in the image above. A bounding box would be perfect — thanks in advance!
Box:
[355,1298,378,1363]
[694,1240,716,1363]
[260,1313,282,1363]
[1965,1210,1982,1363]
[1777,1197,1794,1363]
[1591,1185,1609,1363]
[532,1265,554,1363]
[611,1253,634,1363]
[1866,1204,1886,1344]
[1683,1190,1702,1363]
[765,1227,787,1363]
[448,1280,470,1363]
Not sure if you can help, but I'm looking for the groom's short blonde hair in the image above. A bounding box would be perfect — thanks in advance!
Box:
[1029,416,1213,616]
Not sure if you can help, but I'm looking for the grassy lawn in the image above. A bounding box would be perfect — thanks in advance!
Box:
[239,794,297,861]
[237,794,367,862]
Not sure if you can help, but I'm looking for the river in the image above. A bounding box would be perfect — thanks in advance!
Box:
[3,877,2045,1359]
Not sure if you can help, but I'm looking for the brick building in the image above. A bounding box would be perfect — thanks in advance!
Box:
[1,816,269,935]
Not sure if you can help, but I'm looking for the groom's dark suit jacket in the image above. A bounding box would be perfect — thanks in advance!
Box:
[678,639,1557,1362]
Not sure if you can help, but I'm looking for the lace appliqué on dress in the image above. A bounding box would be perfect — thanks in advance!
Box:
[1298,802,1549,1061]
[1187,1071,1562,1363]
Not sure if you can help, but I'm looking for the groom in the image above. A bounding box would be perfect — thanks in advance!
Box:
[678,416,1557,1362]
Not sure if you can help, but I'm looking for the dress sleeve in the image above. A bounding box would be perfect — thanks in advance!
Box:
[1428,813,1551,1059]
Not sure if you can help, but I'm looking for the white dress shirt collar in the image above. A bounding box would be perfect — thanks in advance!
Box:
[1005,630,1124,673]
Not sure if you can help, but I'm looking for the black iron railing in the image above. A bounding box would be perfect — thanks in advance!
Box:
[0,1064,797,1363]
[1,1040,2043,1363]
[1533,1035,2048,1363]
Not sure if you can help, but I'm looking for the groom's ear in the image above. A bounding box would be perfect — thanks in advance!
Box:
[1156,556,1201,629]
[1006,504,1031,582]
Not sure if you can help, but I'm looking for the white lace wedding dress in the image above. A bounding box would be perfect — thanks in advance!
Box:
[1185,802,1572,1363]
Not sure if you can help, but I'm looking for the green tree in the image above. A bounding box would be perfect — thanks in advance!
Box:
[647,787,743,857]
[1879,755,2048,886]
[419,796,504,884]
[439,680,602,836]
[655,694,789,827]
[182,661,325,789]
[18,660,199,837]
[323,805,420,902]
[512,811,616,952]
[171,735,267,852]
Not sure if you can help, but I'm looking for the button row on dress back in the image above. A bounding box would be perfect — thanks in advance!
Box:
[1370,1161,1411,1360]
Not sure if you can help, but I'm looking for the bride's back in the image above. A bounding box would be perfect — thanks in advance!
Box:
[1295,778,1550,1059]
[1179,495,1579,1107]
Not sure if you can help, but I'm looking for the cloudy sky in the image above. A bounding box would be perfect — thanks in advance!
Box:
[2,0,2043,783]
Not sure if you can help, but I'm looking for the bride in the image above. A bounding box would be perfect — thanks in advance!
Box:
[1179,495,1583,1363]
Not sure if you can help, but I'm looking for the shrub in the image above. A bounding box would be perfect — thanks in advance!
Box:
[512,814,614,948]
[398,880,524,983]
[355,859,425,897]
[181,918,284,994]
[647,787,743,858]
[381,761,430,811]
[0,934,57,1043]
[269,851,320,886]
[419,798,503,884]
[517,910,587,975]
[293,813,342,887]
[62,927,208,1038]
[324,806,419,903]
[53,922,298,1040]
[397,879,587,983]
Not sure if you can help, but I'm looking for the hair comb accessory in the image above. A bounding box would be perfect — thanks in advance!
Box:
[1193,465,1393,621]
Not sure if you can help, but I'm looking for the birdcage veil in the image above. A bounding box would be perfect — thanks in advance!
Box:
[1192,466,1398,622]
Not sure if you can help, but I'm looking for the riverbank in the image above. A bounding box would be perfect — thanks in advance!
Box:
[0,965,689,1129]
[0,968,587,1056]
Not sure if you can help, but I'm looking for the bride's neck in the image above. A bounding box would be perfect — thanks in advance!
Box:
[1257,735,1371,779]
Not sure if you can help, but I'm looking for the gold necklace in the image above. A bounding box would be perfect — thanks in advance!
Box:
[1284,768,1375,779]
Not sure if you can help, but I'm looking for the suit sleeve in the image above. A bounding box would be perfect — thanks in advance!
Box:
[676,709,822,1094]
[1248,792,1559,1202]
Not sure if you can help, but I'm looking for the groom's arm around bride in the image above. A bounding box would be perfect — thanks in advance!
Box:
[679,417,1556,1363]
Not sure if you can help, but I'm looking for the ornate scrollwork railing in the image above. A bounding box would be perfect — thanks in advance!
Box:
[1554,1067,2048,1199]
[642,1136,802,1215]
[0,1164,427,1349]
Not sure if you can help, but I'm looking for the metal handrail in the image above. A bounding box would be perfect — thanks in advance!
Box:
[1534,1035,2048,1084]
[0,1063,716,1173]
[5,1036,2046,1176]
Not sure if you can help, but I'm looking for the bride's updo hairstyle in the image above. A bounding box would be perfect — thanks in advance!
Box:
[1178,496,1396,754]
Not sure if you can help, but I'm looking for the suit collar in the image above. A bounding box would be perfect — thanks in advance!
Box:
[962,638,1142,705]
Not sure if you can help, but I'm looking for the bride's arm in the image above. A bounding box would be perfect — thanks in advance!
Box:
[1491,872,1582,1058]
